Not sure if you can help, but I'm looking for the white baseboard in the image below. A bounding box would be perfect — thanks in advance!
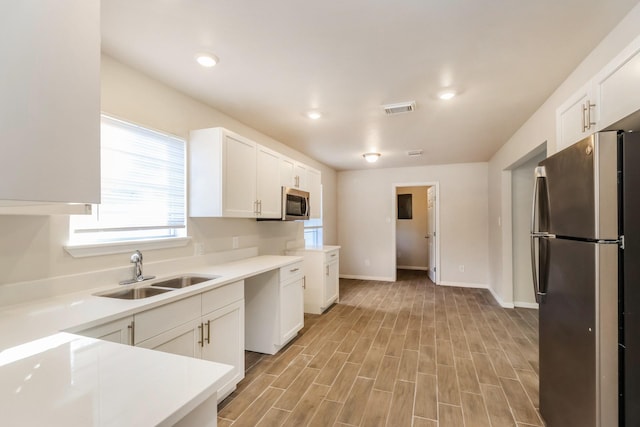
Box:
[514,301,539,309]
[438,281,488,289]
[339,274,395,282]
[397,265,430,271]
[487,286,515,309]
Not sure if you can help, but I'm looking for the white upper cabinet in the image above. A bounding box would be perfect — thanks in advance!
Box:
[190,127,321,219]
[593,35,640,131]
[0,1,100,204]
[189,127,282,219]
[280,157,296,188]
[190,128,258,218]
[294,163,308,190]
[307,167,322,219]
[556,82,596,151]
[256,145,282,218]
[557,35,640,152]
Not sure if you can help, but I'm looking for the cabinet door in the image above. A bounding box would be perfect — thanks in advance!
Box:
[76,316,133,345]
[294,163,308,190]
[280,157,296,188]
[280,277,304,344]
[0,0,100,203]
[324,259,339,308]
[136,319,202,359]
[256,145,282,218]
[307,168,322,219]
[556,83,595,151]
[223,133,257,217]
[593,37,640,130]
[201,300,245,400]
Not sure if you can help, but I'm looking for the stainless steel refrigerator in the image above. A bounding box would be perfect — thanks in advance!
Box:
[531,131,640,427]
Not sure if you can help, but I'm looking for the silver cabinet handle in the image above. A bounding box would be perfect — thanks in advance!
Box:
[326,265,329,276]
[582,100,596,131]
[205,320,211,345]
[290,267,300,272]
[331,253,336,257]
[198,323,204,347]
[128,320,135,346]
[302,276,306,289]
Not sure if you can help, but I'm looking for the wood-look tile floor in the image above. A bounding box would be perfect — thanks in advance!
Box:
[217,270,541,427]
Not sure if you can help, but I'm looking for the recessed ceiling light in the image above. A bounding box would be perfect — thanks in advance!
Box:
[195,53,219,68]
[438,90,456,100]
[306,111,322,120]
[363,152,381,163]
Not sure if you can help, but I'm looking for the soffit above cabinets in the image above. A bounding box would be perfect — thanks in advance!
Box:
[101,0,639,171]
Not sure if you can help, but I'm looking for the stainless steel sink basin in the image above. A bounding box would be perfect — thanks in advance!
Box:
[97,287,173,300]
[150,275,220,289]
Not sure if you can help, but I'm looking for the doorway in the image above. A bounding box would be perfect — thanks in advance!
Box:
[505,144,546,308]
[393,183,440,284]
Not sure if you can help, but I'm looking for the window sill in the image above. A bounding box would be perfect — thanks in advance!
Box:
[64,237,192,258]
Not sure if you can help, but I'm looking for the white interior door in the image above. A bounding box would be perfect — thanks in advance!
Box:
[427,187,436,282]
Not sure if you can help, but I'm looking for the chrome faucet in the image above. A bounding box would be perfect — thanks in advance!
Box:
[120,250,155,285]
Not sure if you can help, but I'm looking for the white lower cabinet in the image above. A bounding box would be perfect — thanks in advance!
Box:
[288,247,340,315]
[76,316,133,345]
[201,299,245,400]
[245,262,305,354]
[137,319,202,358]
[280,276,304,344]
[134,281,244,402]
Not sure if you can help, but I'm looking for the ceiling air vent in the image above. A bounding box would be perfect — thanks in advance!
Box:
[382,101,416,115]
[407,150,423,157]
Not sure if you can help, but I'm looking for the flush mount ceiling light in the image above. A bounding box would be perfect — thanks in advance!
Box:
[438,90,457,100]
[195,53,219,68]
[306,110,322,120]
[382,101,416,115]
[363,152,381,163]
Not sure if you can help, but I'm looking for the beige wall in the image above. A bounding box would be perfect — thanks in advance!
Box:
[396,186,429,269]
[0,55,337,286]
[337,163,488,285]
[488,3,640,306]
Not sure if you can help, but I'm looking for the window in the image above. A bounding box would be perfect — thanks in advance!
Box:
[303,217,323,247]
[68,116,186,248]
[304,185,323,247]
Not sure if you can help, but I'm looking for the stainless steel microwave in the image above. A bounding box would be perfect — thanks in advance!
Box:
[282,187,310,220]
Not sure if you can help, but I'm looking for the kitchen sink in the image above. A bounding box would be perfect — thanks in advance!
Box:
[96,287,173,300]
[150,275,220,289]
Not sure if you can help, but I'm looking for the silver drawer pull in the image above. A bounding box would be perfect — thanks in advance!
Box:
[331,254,336,257]
[290,267,300,272]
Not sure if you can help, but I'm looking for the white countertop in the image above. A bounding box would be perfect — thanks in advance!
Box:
[0,332,231,426]
[0,254,301,426]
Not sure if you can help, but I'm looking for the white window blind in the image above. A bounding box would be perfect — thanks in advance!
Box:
[69,115,186,244]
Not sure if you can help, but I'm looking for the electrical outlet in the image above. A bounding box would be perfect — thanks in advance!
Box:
[232,236,239,249]
[459,265,465,272]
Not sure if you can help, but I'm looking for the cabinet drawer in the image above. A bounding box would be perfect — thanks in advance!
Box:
[134,295,201,344]
[325,250,339,264]
[202,280,244,315]
[280,262,304,283]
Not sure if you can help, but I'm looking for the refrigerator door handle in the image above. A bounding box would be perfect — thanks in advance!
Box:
[530,166,547,303]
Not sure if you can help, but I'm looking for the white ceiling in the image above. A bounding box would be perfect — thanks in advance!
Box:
[101,0,639,171]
